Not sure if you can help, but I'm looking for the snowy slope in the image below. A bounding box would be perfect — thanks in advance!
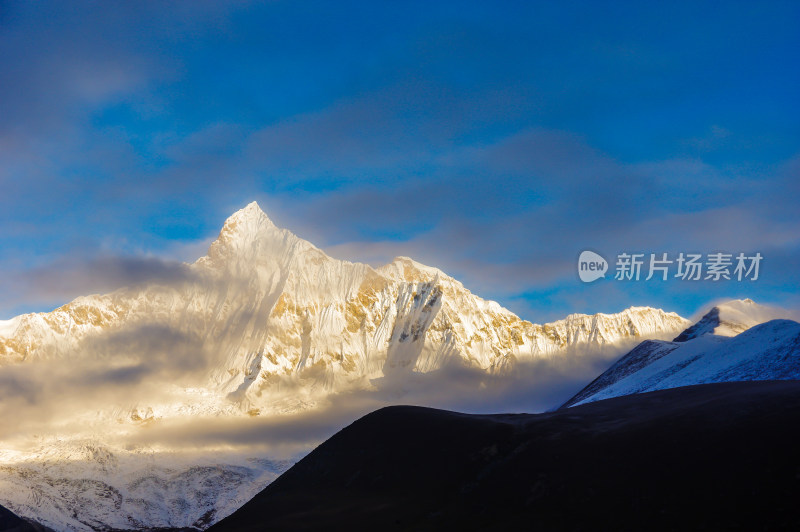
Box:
[565,319,800,407]
[0,443,294,532]
[560,339,683,408]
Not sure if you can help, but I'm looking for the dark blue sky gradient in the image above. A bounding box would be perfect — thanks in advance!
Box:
[1,0,798,321]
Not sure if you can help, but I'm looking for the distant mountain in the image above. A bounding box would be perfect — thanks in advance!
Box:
[562,317,800,408]
[210,381,800,531]
[673,298,793,341]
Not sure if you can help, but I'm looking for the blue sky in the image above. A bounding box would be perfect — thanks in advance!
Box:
[1,0,798,322]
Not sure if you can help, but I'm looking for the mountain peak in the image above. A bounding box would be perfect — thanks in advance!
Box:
[218,201,282,241]
[199,201,303,267]
[222,201,274,231]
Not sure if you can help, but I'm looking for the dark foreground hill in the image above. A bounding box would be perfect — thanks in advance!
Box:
[211,380,800,531]
[0,504,50,532]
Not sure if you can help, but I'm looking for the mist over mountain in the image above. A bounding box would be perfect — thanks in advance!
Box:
[0,202,691,427]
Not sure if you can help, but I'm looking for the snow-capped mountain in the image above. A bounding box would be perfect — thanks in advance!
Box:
[563,316,800,408]
[0,202,693,531]
[0,202,690,417]
[562,299,799,408]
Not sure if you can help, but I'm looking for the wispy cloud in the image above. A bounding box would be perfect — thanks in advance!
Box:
[0,321,213,439]
[0,255,199,316]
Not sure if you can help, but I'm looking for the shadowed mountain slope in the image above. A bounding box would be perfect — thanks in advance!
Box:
[210,380,800,531]
[0,504,50,532]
